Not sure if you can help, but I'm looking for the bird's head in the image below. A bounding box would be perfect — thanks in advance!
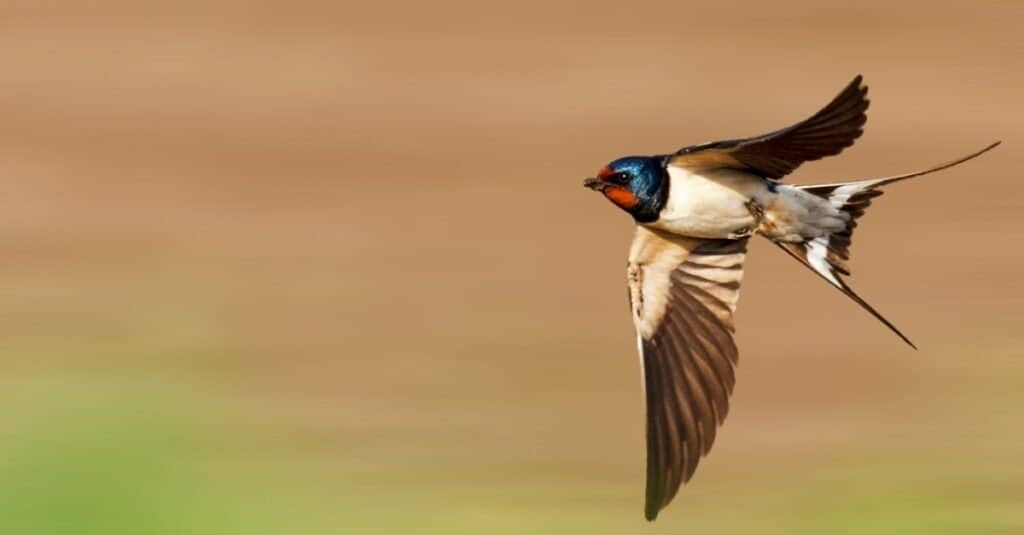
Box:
[583,156,668,223]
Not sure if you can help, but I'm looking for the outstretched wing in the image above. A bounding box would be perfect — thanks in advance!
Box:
[669,75,869,180]
[627,227,748,520]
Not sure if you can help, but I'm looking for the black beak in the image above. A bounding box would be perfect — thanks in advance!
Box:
[583,177,607,191]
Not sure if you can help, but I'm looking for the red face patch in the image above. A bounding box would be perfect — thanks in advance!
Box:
[603,185,638,210]
[596,166,615,179]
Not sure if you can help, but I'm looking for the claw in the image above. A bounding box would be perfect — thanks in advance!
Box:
[748,200,765,231]
[745,199,765,220]
[728,200,765,239]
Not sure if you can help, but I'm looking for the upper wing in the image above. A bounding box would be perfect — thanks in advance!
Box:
[627,227,748,520]
[668,75,869,180]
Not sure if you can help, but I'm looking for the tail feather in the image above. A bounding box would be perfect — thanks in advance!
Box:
[798,182,883,276]
[777,142,1001,348]
[774,240,916,349]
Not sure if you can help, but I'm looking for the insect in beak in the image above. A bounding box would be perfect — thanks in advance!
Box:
[583,177,608,191]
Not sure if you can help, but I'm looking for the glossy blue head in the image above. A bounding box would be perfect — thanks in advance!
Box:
[583,156,668,223]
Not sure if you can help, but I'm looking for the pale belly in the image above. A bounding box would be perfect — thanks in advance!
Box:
[645,167,769,239]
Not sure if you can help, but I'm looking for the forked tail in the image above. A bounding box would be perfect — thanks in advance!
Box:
[775,142,1001,348]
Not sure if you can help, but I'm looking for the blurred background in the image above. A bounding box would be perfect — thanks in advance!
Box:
[0,1,1021,533]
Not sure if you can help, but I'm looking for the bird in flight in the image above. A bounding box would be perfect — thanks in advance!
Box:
[582,75,999,521]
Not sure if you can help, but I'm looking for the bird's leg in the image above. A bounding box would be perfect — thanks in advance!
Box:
[727,200,765,240]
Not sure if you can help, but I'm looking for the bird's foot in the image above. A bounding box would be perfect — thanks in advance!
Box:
[727,200,765,240]
[745,199,765,221]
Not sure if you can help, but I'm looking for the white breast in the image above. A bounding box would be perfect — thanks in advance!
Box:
[647,166,768,239]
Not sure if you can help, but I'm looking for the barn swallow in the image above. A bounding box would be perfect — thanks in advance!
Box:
[583,75,999,521]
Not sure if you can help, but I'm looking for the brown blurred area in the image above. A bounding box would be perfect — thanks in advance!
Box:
[0,0,1021,532]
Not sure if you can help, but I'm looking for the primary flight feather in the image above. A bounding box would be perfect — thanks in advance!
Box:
[582,75,999,521]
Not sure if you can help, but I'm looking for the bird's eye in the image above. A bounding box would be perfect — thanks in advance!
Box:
[613,172,630,184]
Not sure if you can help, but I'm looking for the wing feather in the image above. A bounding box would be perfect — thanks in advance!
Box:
[627,227,747,520]
[668,75,869,179]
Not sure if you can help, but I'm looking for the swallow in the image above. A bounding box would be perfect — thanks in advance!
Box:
[583,75,999,521]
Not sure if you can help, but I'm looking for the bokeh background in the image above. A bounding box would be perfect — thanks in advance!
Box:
[1,1,1021,533]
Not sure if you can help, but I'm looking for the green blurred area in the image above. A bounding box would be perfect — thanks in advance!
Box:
[0,0,1022,533]
[0,341,1020,534]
